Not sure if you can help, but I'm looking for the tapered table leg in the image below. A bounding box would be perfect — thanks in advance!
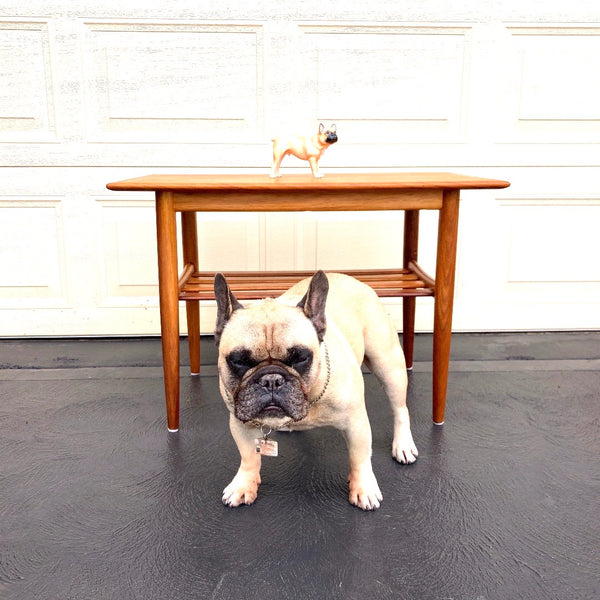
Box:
[432,190,460,425]
[402,210,419,369]
[156,192,180,432]
[182,212,200,375]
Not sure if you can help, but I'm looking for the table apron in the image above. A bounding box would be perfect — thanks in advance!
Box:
[168,189,443,212]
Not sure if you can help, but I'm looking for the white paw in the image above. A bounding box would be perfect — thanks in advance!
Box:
[348,470,383,511]
[392,429,419,464]
[222,472,260,507]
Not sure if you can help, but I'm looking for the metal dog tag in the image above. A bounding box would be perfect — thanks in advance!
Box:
[254,438,278,457]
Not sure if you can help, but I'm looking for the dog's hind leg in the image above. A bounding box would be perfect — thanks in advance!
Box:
[270,145,286,178]
[363,311,418,465]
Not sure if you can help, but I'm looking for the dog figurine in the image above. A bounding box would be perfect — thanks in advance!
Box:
[214,271,418,511]
[270,123,337,178]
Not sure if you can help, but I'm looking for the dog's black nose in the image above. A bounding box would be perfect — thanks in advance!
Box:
[259,373,285,391]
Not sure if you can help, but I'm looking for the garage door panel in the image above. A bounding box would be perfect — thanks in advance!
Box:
[0,19,56,142]
[499,26,600,143]
[295,24,471,144]
[0,198,68,309]
[81,21,266,143]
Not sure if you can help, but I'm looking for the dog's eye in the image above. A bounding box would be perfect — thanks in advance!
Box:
[286,346,313,374]
[226,349,256,375]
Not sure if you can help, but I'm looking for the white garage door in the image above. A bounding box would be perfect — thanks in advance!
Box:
[1,1,599,336]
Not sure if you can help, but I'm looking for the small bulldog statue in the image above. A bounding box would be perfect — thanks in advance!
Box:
[270,123,337,178]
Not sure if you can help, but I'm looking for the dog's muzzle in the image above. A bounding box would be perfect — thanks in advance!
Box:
[234,364,308,423]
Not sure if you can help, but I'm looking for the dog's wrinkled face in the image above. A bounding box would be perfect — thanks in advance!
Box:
[224,333,314,423]
[319,123,338,145]
[214,272,328,427]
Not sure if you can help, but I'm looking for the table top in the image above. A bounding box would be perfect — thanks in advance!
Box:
[107,172,510,192]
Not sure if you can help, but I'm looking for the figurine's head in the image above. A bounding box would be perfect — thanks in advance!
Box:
[319,123,338,145]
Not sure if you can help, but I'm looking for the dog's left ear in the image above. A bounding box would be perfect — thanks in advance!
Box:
[214,273,244,346]
[297,270,328,342]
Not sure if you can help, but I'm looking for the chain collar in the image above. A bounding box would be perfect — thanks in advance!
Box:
[308,340,331,406]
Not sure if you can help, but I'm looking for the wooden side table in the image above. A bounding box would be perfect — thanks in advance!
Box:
[107,173,510,431]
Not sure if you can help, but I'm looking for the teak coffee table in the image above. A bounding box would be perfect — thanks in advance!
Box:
[107,173,510,431]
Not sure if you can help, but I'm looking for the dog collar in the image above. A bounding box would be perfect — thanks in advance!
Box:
[308,340,331,407]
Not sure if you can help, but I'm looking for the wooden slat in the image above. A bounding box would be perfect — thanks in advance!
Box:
[177,263,195,291]
[183,278,426,291]
[408,260,436,290]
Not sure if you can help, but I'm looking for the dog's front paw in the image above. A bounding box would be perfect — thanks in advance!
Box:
[348,469,383,511]
[222,472,260,507]
[392,429,419,464]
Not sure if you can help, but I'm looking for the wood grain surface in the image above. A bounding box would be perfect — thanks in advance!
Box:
[107,172,510,192]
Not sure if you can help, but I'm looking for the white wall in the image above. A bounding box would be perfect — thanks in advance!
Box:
[1,1,599,336]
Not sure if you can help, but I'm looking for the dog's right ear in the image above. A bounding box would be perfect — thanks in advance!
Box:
[297,270,329,342]
[214,273,244,346]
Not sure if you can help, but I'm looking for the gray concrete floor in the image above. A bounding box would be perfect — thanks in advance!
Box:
[1,333,599,600]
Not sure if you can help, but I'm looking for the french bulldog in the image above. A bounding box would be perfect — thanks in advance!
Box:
[270,123,337,178]
[214,271,418,511]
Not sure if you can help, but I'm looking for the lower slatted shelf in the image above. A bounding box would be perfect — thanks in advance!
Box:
[178,265,435,301]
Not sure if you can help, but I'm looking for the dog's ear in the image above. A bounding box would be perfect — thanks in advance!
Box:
[330,123,336,133]
[214,273,244,346]
[297,270,328,342]
[319,123,324,133]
